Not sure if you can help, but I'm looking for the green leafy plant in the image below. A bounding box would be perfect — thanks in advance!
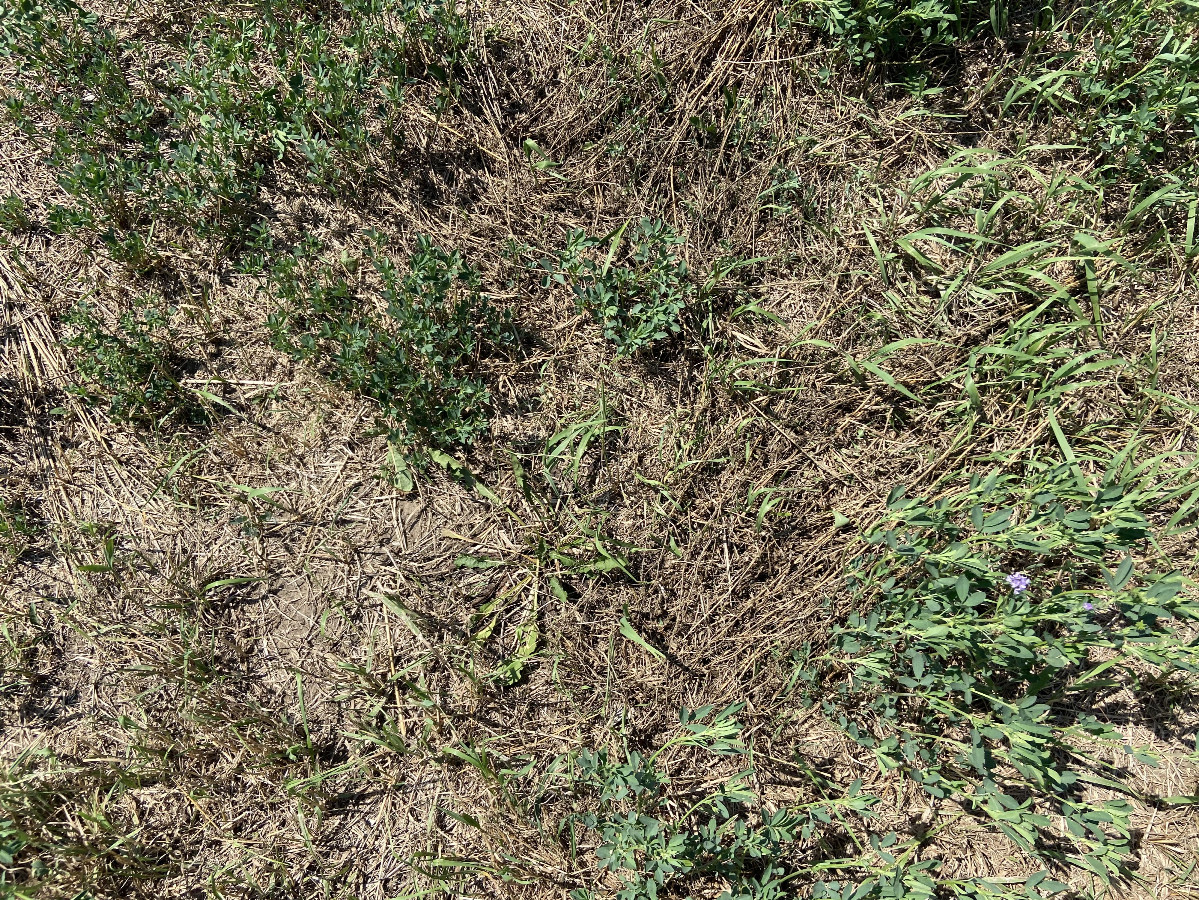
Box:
[0,499,31,542]
[0,750,177,894]
[0,195,30,233]
[1,0,469,263]
[559,708,1077,900]
[1003,0,1199,172]
[562,705,879,900]
[64,301,204,427]
[810,453,1199,884]
[757,166,821,222]
[267,235,512,455]
[854,147,1188,417]
[542,218,693,356]
[800,0,1008,66]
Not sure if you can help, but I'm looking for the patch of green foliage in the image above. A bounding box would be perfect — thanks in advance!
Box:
[542,218,693,356]
[758,166,822,222]
[1003,0,1199,173]
[0,816,34,890]
[809,453,1199,885]
[559,706,1092,900]
[266,234,512,455]
[0,0,468,265]
[0,195,30,233]
[687,84,778,160]
[840,146,1195,418]
[0,498,34,544]
[798,0,1008,65]
[0,750,177,894]
[64,300,204,427]
[561,705,875,900]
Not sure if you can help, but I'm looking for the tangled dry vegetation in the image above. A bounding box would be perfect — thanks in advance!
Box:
[2,0,1199,897]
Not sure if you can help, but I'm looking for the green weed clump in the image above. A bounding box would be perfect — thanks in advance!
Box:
[0,195,30,233]
[0,0,467,264]
[561,705,878,900]
[799,0,1007,65]
[846,144,1195,420]
[1004,0,1199,173]
[811,454,1199,885]
[543,219,693,356]
[64,301,204,427]
[0,500,31,543]
[267,235,512,455]
[0,751,177,895]
[557,707,1093,900]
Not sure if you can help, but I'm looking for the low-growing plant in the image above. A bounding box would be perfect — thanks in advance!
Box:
[561,704,878,900]
[1003,0,1199,172]
[0,592,52,716]
[266,234,512,456]
[542,218,693,356]
[1,0,470,263]
[856,147,1180,417]
[0,499,31,542]
[0,750,178,894]
[64,300,204,427]
[807,452,1199,884]
[798,0,1008,66]
[557,707,1079,900]
[687,84,777,158]
[758,166,822,222]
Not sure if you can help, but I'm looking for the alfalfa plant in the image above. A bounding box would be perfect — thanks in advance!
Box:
[0,0,470,265]
[799,0,1010,67]
[806,451,1199,885]
[541,218,693,356]
[555,707,1069,900]
[1002,0,1199,173]
[560,704,880,900]
[64,300,206,428]
[266,234,513,460]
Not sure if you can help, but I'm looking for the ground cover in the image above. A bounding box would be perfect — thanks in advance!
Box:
[2,0,1199,897]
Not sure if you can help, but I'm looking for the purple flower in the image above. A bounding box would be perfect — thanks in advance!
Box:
[1083,602,1094,611]
[1006,572,1031,594]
